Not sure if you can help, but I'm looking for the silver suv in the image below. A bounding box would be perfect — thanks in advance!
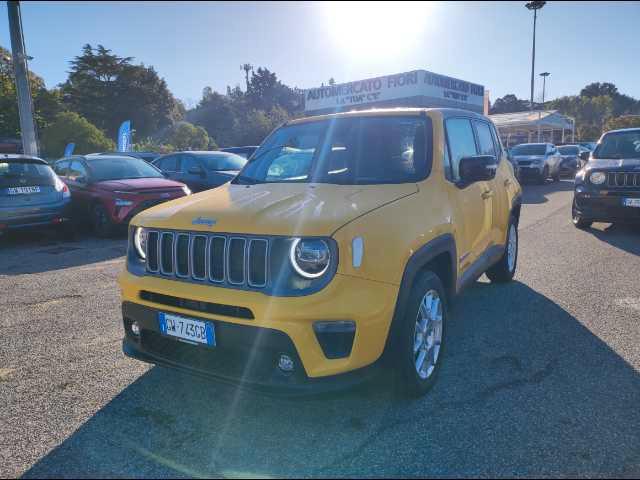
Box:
[511,143,563,184]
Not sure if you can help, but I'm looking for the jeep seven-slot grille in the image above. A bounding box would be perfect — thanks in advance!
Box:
[606,172,640,188]
[145,231,269,289]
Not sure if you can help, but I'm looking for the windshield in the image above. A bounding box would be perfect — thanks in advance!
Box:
[511,144,547,156]
[201,153,246,171]
[234,116,429,185]
[87,156,164,181]
[558,146,579,155]
[0,160,56,187]
[593,131,640,159]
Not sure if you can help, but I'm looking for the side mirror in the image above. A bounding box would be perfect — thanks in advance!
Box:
[579,151,590,161]
[459,155,498,184]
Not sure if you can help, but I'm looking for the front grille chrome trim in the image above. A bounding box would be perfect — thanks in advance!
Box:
[607,171,640,188]
[248,238,269,288]
[159,232,175,276]
[146,230,272,292]
[227,237,247,285]
[208,235,226,283]
[174,233,191,279]
[190,235,208,281]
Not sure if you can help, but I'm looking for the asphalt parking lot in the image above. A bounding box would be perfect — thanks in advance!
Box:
[1,179,639,478]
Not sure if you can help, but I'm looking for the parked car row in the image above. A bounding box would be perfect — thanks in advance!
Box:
[507,142,592,184]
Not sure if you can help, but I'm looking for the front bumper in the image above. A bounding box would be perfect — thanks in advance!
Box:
[119,270,399,387]
[517,165,544,179]
[574,189,640,223]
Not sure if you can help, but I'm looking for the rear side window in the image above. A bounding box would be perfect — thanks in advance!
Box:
[181,155,202,174]
[68,161,88,182]
[157,155,179,172]
[474,121,497,157]
[54,160,70,176]
[445,118,478,181]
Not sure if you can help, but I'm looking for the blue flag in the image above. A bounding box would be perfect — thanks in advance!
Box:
[63,143,75,156]
[117,120,132,152]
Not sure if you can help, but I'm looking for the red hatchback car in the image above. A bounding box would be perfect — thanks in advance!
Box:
[53,155,191,236]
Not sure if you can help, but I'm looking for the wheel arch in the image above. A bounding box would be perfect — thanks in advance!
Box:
[383,233,457,358]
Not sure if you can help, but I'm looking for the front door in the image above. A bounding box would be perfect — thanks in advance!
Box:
[445,118,492,270]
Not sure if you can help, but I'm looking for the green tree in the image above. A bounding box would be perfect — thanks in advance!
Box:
[604,115,640,131]
[0,45,64,138]
[61,44,183,139]
[489,94,529,114]
[40,111,114,157]
[166,122,210,150]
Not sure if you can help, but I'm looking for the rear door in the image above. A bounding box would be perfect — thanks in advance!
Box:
[67,160,92,216]
[445,118,492,271]
[180,155,208,192]
[155,155,181,181]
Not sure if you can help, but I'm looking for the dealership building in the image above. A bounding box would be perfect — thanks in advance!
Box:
[304,70,486,115]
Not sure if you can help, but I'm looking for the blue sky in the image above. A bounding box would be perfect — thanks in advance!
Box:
[1,1,639,108]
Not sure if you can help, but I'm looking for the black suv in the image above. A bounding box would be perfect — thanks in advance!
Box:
[572,128,640,228]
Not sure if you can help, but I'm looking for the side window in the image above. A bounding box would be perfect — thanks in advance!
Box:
[445,118,478,181]
[54,160,69,176]
[158,155,178,172]
[474,121,497,157]
[182,155,202,174]
[489,124,503,160]
[68,161,88,182]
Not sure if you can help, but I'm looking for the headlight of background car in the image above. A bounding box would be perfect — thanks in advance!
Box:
[590,171,606,185]
[182,186,192,195]
[133,226,147,259]
[290,238,330,278]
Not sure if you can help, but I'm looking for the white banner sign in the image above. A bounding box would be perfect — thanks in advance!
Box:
[305,70,484,112]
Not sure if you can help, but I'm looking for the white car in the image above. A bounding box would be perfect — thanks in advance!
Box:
[511,143,563,184]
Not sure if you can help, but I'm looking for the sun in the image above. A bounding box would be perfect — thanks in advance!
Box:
[323,1,431,59]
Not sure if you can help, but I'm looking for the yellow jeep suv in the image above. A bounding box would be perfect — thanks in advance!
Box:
[119,108,522,396]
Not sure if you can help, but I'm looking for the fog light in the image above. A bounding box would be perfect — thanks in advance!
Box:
[277,354,294,373]
[131,321,141,336]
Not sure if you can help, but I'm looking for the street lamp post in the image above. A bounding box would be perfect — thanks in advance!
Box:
[538,71,550,141]
[7,0,39,156]
[526,1,546,114]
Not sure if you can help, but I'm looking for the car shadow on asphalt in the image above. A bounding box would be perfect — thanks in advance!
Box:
[520,179,575,205]
[586,222,640,257]
[0,229,127,275]
[21,280,640,478]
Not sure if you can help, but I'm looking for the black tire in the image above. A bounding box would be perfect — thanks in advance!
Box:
[537,166,549,185]
[486,219,518,283]
[394,271,447,398]
[91,203,114,237]
[57,222,77,241]
[572,199,592,229]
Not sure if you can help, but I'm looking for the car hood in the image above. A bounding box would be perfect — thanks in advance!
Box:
[587,158,640,170]
[133,182,418,236]
[94,177,186,191]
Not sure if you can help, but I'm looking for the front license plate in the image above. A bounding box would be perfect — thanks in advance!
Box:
[623,198,640,208]
[5,186,41,195]
[158,312,215,346]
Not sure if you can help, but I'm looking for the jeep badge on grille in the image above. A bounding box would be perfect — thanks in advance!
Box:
[192,217,217,227]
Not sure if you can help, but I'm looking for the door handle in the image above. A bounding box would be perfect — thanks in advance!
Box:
[481,190,494,200]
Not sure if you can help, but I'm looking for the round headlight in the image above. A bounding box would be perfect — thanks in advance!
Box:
[133,226,147,259]
[590,172,606,185]
[289,238,330,279]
